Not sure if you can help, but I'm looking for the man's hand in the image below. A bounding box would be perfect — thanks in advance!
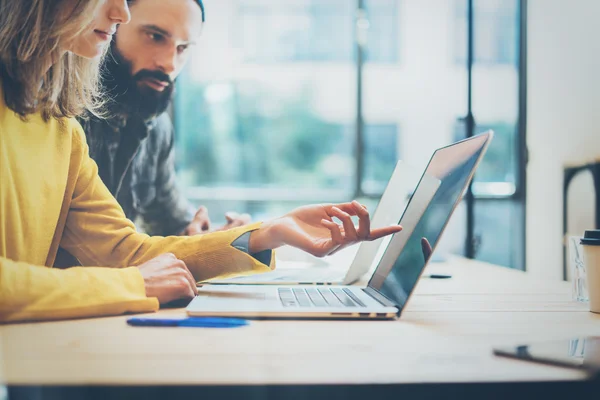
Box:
[182,206,211,236]
[249,200,402,257]
[138,253,198,304]
[221,212,252,231]
[421,237,433,261]
[182,207,251,236]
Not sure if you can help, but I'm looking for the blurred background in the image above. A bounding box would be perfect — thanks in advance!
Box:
[171,0,599,276]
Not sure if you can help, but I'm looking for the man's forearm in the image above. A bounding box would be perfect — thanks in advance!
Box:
[141,197,195,236]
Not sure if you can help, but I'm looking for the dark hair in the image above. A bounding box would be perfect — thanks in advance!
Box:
[127,0,204,21]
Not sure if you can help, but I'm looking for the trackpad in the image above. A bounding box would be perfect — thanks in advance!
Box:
[196,286,274,311]
[200,288,266,300]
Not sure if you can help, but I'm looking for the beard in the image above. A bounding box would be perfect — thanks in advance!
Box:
[101,44,174,121]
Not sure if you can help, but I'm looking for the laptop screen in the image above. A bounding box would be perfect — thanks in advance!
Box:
[367,132,492,309]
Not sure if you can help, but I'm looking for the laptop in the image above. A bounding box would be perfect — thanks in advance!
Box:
[201,161,426,286]
[187,131,493,320]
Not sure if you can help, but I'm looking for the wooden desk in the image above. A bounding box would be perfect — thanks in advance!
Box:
[2,258,599,399]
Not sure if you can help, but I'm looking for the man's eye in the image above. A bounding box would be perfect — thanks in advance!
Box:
[147,33,164,42]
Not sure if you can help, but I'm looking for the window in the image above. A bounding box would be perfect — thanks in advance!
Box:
[235,0,399,63]
[454,0,518,65]
[175,0,401,219]
[362,124,400,194]
[453,0,524,268]
[453,121,518,196]
[176,81,355,191]
[235,0,355,63]
[364,0,400,63]
[174,0,526,269]
[474,200,524,268]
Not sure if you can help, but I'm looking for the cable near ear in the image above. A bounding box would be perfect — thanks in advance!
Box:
[195,0,206,22]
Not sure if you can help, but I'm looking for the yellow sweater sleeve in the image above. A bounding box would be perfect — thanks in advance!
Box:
[0,121,273,324]
[60,124,274,283]
[0,256,158,322]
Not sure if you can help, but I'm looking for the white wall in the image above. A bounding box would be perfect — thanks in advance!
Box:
[527,0,600,280]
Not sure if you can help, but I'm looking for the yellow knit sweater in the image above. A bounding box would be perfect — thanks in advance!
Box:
[0,87,273,323]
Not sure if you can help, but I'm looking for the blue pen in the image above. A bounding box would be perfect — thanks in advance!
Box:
[127,317,249,328]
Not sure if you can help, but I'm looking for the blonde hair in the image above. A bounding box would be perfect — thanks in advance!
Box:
[0,0,107,121]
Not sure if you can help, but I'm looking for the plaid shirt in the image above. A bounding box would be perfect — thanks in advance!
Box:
[80,112,195,236]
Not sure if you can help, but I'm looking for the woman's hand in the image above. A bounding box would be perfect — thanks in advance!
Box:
[138,253,197,304]
[249,200,402,257]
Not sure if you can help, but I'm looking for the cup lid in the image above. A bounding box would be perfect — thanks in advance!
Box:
[580,230,600,246]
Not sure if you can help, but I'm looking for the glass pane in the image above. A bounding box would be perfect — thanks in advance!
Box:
[364,0,401,63]
[235,0,354,63]
[454,0,518,65]
[453,120,518,195]
[174,0,357,204]
[474,200,524,269]
[172,0,524,270]
[455,0,520,195]
[362,124,399,195]
[362,0,468,258]
[455,0,523,269]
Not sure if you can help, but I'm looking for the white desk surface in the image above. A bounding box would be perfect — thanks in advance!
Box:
[1,256,598,386]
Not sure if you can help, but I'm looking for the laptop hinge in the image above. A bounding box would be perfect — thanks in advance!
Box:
[363,287,398,308]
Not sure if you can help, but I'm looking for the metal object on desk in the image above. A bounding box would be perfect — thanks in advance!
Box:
[568,235,589,302]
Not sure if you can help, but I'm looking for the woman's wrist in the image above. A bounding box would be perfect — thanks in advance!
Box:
[248,219,284,253]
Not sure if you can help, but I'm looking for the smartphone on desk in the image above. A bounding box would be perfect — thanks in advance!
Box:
[493,336,600,374]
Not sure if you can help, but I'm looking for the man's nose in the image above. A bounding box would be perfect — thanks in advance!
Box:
[155,47,177,76]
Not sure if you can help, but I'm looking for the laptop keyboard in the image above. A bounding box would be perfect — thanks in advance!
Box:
[278,287,366,308]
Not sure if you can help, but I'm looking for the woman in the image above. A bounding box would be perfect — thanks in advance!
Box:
[0,0,401,323]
